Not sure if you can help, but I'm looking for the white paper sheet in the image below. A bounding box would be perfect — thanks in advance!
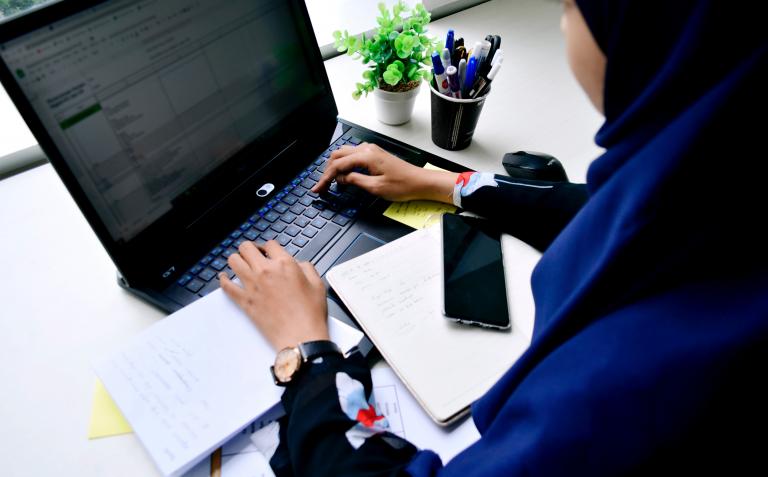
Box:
[93,287,363,477]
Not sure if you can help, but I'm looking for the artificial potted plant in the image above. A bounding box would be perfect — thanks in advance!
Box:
[334,1,438,125]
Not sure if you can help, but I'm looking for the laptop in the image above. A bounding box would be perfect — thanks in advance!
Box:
[0,0,463,318]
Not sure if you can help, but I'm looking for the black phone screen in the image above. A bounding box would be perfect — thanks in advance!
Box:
[441,214,510,329]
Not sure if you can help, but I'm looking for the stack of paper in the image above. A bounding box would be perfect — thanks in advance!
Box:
[93,288,362,477]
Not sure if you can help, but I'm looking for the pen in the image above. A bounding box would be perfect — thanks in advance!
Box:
[431,51,451,96]
[452,45,466,67]
[446,65,462,99]
[469,61,502,99]
[441,47,451,72]
[458,58,467,91]
[445,29,454,54]
[463,56,477,97]
[471,41,483,65]
[490,48,504,67]
[478,40,492,72]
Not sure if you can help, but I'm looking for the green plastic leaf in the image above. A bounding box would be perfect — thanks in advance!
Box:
[392,60,404,72]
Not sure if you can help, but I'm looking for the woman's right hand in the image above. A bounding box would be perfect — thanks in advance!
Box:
[311,142,457,204]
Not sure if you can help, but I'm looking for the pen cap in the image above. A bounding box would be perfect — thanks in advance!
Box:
[486,62,502,81]
[431,51,445,75]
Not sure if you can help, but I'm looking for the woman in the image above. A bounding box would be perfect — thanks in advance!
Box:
[220,0,768,474]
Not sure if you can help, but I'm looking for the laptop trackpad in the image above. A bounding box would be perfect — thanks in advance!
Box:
[329,233,386,269]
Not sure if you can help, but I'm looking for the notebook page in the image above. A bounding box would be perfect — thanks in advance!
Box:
[327,226,532,424]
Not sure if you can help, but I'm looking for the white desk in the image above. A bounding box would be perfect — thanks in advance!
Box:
[0,1,602,475]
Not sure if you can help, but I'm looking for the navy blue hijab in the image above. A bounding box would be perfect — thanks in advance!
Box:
[410,0,767,474]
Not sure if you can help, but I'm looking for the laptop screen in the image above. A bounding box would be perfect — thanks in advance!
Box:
[0,0,325,241]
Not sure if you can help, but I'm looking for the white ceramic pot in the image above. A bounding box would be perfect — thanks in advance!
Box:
[373,83,421,125]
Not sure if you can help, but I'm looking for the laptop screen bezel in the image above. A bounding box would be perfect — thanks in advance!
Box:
[0,0,339,289]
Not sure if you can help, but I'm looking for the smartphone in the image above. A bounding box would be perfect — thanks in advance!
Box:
[441,213,511,330]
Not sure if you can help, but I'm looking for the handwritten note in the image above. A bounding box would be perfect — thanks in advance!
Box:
[87,379,133,439]
[326,227,533,424]
[94,287,363,477]
[383,163,457,229]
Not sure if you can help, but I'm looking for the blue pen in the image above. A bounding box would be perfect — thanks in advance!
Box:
[431,51,451,95]
[445,29,454,54]
[464,56,477,96]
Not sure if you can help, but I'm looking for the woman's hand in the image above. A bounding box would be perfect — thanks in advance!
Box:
[219,241,329,351]
[312,142,457,204]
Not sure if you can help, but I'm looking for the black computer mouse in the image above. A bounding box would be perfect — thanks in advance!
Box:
[502,151,568,182]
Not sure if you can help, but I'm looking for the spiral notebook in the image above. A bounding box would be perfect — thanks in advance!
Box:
[326,225,540,425]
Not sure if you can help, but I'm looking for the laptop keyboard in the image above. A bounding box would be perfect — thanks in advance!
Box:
[172,134,369,300]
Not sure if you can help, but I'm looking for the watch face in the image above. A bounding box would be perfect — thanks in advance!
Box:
[274,347,302,383]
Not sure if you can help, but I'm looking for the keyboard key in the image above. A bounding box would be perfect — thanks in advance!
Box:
[177,274,193,286]
[277,235,291,246]
[289,204,305,215]
[320,209,335,220]
[200,255,214,265]
[291,186,308,197]
[244,229,259,240]
[185,279,205,293]
[314,157,324,165]
[285,244,301,256]
[282,194,298,205]
[211,247,224,256]
[303,207,319,219]
[258,207,269,216]
[299,196,314,206]
[322,150,331,158]
[222,266,236,279]
[222,247,237,258]
[234,238,246,248]
[294,216,310,228]
[249,214,260,223]
[210,258,228,271]
[284,225,301,237]
[273,202,289,214]
[310,171,323,181]
[342,208,358,218]
[254,220,271,231]
[276,191,286,200]
[261,230,278,241]
[318,162,327,173]
[301,178,316,189]
[280,212,298,224]
[301,227,318,238]
[307,190,319,198]
[292,236,309,247]
[299,170,310,179]
[332,215,351,226]
[271,222,287,233]
[190,264,203,275]
[267,199,277,208]
[199,279,220,297]
[264,211,280,223]
[296,223,341,261]
[239,222,251,231]
[230,230,242,239]
[221,238,233,247]
[311,218,326,229]
[199,268,217,282]
[348,136,363,145]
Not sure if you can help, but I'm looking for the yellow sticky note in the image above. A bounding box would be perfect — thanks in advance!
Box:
[383,163,457,229]
[88,379,133,439]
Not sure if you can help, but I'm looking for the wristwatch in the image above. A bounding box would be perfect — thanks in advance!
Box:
[270,340,342,386]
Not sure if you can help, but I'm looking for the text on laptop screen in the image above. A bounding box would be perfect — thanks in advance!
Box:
[1,0,324,241]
